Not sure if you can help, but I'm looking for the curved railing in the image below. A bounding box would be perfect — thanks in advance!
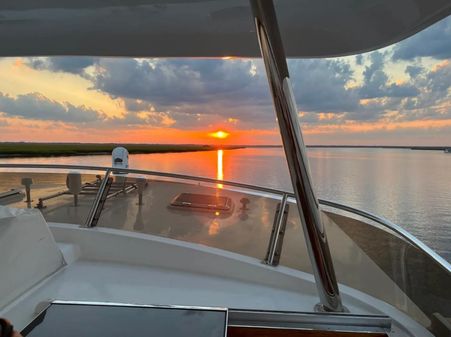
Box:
[0,163,288,195]
[317,199,451,274]
[0,163,449,271]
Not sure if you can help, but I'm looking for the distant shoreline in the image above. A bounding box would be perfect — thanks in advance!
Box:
[245,144,451,151]
[0,143,449,158]
[306,145,451,151]
[0,143,245,158]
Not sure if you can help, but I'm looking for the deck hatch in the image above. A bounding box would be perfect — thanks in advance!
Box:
[170,192,233,212]
[22,302,227,337]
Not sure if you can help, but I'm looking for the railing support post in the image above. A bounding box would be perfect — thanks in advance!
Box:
[21,177,33,206]
[250,0,344,312]
[265,193,289,266]
[84,169,112,228]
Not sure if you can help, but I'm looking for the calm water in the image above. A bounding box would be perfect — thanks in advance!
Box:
[1,147,450,262]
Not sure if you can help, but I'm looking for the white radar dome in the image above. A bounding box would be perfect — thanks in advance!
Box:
[112,147,129,170]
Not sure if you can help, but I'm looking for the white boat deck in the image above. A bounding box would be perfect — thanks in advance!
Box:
[34,178,444,323]
[0,172,447,336]
[0,224,431,337]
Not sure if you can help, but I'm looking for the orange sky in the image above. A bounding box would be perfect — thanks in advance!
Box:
[0,114,281,144]
[2,114,450,146]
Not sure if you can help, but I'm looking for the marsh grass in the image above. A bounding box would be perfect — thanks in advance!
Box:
[0,143,241,158]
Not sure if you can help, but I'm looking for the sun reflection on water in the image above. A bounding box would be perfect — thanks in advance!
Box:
[217,149,224,188]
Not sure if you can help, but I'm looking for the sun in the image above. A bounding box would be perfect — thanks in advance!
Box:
[208,130,230,139]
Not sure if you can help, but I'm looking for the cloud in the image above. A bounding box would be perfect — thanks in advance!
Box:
[0,91,194,129]
[85,58,279,128]
[355,54,363,65]
[110,110,176,127]
[20,52,450,130]
[14,15,449,134]
[350,60,451,123]
[84,57,366,129]
[426,61,451,94]
[399,61,451,120]
[405,65,423,79]
[359,51,419,99]
[27,56,99,74]
[289,59,359,113]
[0,92,104,123]
[122,98,154,112]
[94,58,366,129]
[392,17,451,61]
[89,58,267,107]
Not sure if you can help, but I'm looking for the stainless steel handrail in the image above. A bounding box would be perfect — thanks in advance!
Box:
[317,199,451,273]
[251,0,343,312]
[0,162,449,272]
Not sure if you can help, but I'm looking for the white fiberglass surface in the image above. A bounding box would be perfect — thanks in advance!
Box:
[0,226,433,337]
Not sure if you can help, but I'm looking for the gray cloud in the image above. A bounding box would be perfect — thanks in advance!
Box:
[109,110,174,127]
[0,91,188,128]
[354,60,451,122]
[122,98,154,112]
[359,51,419,99]
[426,62,451,94]
[392,17,451,61]
[87,58,278,128]
[289,59,359,113]
[400,61,450,118]
[87,57,366,126]
[85,57,368,128]
[90,58,268,108]
[355,54,363,66]
[27,57,99,74]
[405,65,423,79]
[0,92,104,123]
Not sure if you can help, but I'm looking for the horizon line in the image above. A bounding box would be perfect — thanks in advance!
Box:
[0,141,450,149]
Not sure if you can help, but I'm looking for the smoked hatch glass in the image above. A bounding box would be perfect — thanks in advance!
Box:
[22,303,227,337]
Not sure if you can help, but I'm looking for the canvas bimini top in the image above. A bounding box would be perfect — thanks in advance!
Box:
[0,0,450,58]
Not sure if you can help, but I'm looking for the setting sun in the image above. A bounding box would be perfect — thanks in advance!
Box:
[208,130,230,139]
